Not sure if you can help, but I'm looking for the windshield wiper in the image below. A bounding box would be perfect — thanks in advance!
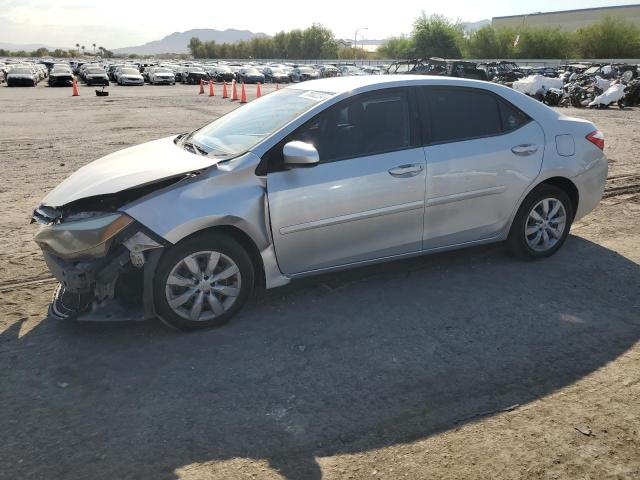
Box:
[183,141,209,156]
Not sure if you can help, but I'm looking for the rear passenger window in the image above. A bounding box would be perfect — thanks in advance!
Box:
[424,87,528,144]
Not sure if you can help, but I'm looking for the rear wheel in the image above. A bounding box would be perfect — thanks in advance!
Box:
[506,185,573,259]
[154,233,254,330]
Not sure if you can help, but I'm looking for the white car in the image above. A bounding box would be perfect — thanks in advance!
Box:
[148,67,176,85]
[117,68,144,86]
[33,76,607,330]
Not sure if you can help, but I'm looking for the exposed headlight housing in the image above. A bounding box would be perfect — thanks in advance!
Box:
[34,213,133,260]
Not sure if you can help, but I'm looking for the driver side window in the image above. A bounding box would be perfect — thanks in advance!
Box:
[266,88,412,172]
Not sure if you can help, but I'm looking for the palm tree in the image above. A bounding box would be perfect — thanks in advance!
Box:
[75,43,80,56]
[92,43,96,54]
[81,45,85,56]
[98,46,104,57]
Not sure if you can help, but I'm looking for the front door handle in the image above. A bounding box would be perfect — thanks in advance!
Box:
[511,144,539,156]
[388,163,424,178]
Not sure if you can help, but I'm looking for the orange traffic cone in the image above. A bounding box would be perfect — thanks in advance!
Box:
[209,80,215,97]
[256,82,261,98]
[231,80,238,101]
[199,79,205,94]
[72,78,79,96]
[276,83,280,91]
[240,81,247,104]
[222,81,228,98]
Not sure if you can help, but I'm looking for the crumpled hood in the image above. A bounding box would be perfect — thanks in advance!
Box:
[42,136,219,207]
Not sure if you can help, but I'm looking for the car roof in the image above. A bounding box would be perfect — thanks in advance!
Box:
[288,75,560,122]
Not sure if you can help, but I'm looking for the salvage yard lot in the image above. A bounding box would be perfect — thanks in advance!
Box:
[0,83,639,480]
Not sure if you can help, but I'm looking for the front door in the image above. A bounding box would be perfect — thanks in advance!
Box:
[266,88,426,275]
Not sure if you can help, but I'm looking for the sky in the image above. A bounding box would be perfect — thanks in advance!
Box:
[0,0,638,49]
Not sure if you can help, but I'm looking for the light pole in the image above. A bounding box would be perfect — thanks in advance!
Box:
[354,27,368,60]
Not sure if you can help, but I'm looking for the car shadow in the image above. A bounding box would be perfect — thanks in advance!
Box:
[1,236,639,479]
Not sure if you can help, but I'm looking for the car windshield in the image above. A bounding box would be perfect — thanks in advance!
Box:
[244,68,260,75]
[217,66,231,72]
[189,68,205,73]
[584,66,601,74]
[87,68,103,74]
[52,68,71,74]
[10,68,32,74]
[155,68,172,73]
[299,67,314,73]
[271,68,285,74]
[187,89,331,157]
[121,68,139,74]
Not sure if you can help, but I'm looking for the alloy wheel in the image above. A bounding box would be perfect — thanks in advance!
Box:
[165,250,241,322]
[524,198,567,252]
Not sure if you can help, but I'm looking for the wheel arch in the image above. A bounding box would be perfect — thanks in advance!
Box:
[170,224,266,290]
[539,176,579,219]
[507,175,580,237]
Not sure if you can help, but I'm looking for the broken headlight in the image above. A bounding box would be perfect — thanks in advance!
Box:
[34,213,133,260]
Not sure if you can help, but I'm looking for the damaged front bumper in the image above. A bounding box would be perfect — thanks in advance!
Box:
[34,212,166,322]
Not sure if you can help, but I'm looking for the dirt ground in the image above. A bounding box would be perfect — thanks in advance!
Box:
[0,82,639,480]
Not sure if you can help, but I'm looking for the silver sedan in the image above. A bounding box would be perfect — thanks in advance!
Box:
[33,76,607,330]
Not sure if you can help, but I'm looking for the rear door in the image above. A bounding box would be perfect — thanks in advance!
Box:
[419,86,545,249]
[266,87,427,275]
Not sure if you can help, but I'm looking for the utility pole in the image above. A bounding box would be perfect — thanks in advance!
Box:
[354,27,368,60]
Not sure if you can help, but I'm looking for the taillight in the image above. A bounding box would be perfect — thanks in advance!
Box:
[586,130,605,151]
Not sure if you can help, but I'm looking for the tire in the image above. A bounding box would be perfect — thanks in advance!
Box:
[154,233,255,330]
[506,184,574,259]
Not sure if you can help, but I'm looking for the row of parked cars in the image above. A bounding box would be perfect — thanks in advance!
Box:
[0,61,49,86]
[1,58,394,88]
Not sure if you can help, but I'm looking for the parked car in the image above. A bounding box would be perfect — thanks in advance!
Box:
[32,76,607,330]
[477,61,524,83]
[83,66,109,86]
[318,65,339,78]
[209,64,235,82]
[117,68,144,86]
[290,66,319,82]
[6,66,38,87]
[262,66,290,83]
[147,67,175,85]
[107,64,124,82]
[48,66,74,87]
[182,67,208,85]
[237,67,265,84]
[338,65,362,76]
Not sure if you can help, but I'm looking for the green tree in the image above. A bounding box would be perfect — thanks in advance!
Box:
[301,23,337,58]
[412,13,463,59]
[188,37,204,58]
[272,31,288,58]
[465,26,516,58]
[378,35,413,59]
[31,47,50,57]
[513,27,573,59]
[574,16,640,58]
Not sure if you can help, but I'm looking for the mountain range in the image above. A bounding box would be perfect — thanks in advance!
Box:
[112,29,270,55]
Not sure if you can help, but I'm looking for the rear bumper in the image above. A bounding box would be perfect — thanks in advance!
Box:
[573,153,608,221]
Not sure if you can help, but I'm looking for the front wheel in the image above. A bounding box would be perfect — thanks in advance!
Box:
[506,185,573,259]
[154,233,255,330]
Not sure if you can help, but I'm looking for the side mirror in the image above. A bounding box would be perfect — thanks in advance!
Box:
[283,141,319,167]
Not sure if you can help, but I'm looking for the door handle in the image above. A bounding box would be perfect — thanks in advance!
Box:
[511,144,539,156]
[388,163,424,178]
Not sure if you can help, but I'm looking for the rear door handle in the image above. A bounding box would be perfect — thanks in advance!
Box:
[511,144,539,156]
[388,163,424,178]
